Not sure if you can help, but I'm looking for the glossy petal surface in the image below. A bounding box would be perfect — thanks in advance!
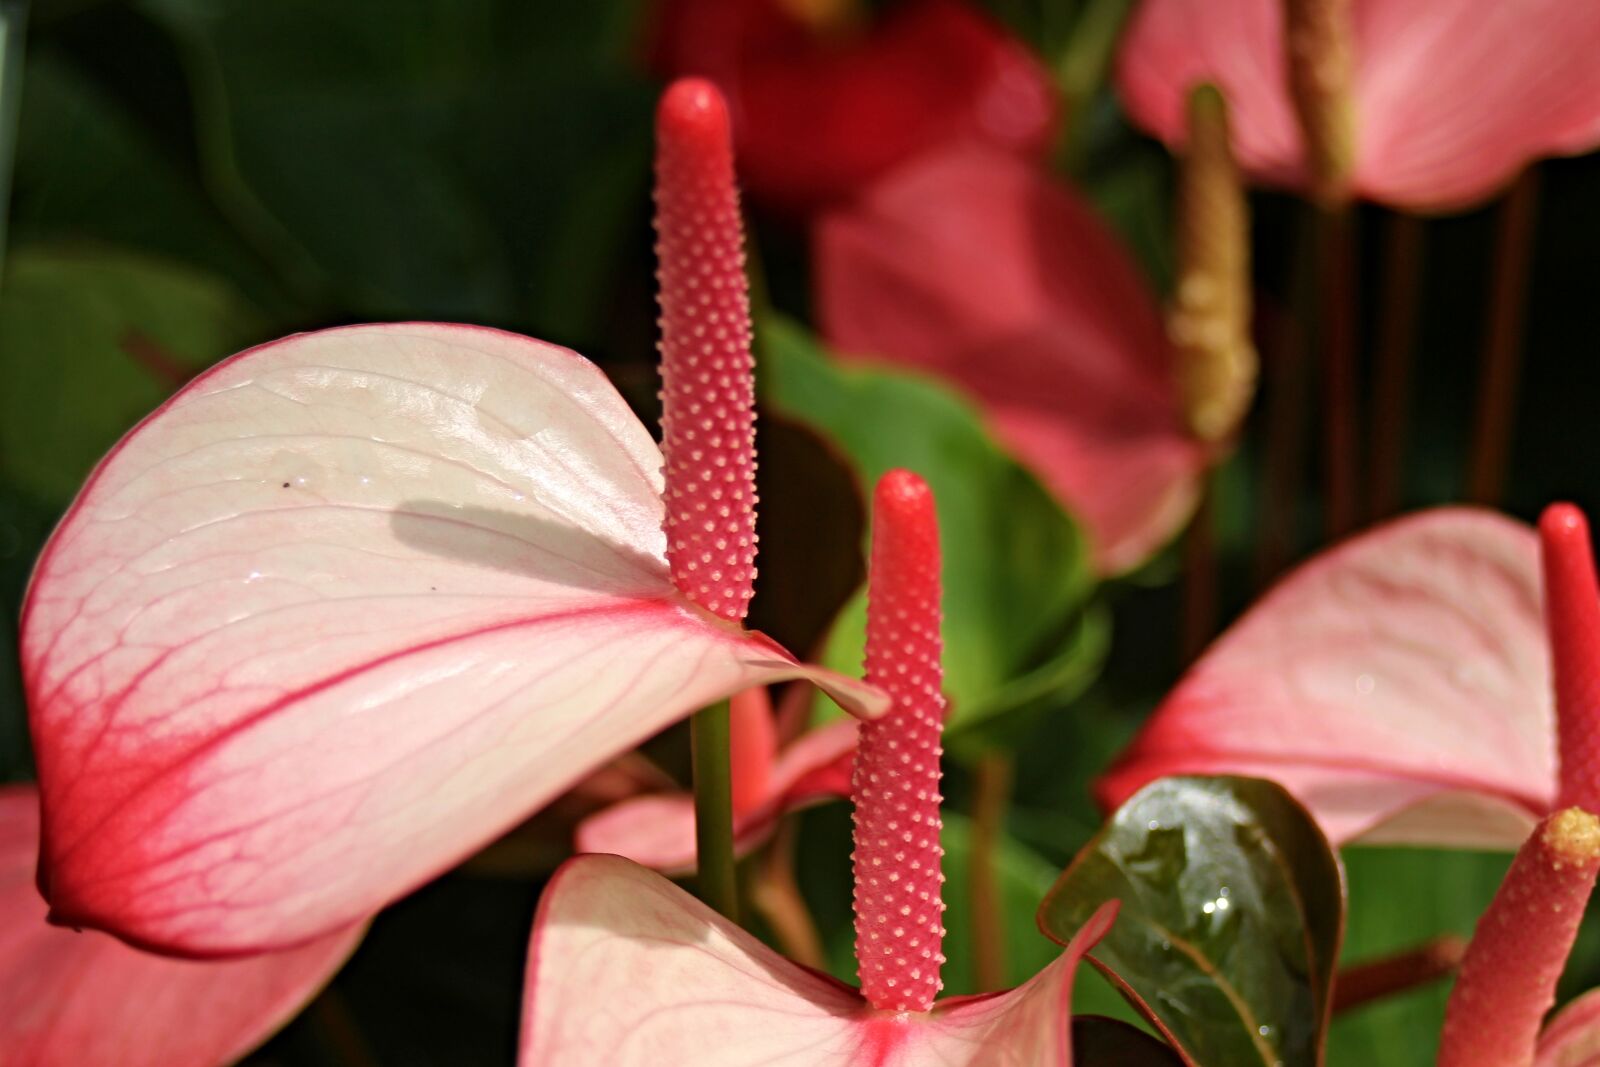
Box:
[816,147,1202,573]
[21,321,884,955]
[575,718,856,873]
[1099,509,1549,847]
[0,786,359,1066]
[519,853,1117,1065]
[1118,0,1600,211]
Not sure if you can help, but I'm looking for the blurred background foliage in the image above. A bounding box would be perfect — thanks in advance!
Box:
[1,0,1598,1063]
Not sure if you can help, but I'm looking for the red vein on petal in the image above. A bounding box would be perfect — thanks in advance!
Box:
[654,78,759,622]
[852,469,946,1012]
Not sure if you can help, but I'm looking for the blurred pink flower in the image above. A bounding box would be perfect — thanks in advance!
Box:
[0,785,360,1067]
[1118,0,1600,211]
[651,0,1057,211]
[816,145,1206,573]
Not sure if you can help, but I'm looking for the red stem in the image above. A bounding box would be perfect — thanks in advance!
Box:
[1367,212,1424,521]
[1466,168,1539,506]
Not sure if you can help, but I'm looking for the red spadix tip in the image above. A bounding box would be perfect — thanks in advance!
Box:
[657,78,733,148]
[1542,502,1591,549]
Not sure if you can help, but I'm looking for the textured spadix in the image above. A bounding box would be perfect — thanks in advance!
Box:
[853,469,946,1012]
[0,786,360,1066]
[1542,504,1600,815]
[20,321,885,956]
[1117,0,1600,212]
[816,146,1204,573]
[1439,808,1600,1066]
[1172,84,1256,444]
[656,78,758,621]
[1099,508,1549,847]
[518,853,1118,1065]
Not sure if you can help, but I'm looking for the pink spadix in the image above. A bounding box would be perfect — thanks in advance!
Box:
[655,77,758,622]
[852,469,948,1012]
[1540,503,1600,814]
[1438,807,1600,1065]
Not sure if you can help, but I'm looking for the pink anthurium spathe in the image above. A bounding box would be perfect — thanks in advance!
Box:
[575,685,857,873]
[0,785,361,1066]
[1537,988,1600,1066]
[520,855,1118,1065]
[19,78,885,958]
[1117,0,1600,212]
[815,145,1207,573]
[521,468,1125,1064]
[1100,506,1556,848]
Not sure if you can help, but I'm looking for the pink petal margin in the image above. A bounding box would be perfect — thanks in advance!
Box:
[519,852,1119,1065]
[21,322,886,958]
[1538,988,1600,1067]
[815,146,1203,574]
[574,718,857,874]
[1098,508,1551,848]
[1,785,359,1067]
[1117,0,1600,212]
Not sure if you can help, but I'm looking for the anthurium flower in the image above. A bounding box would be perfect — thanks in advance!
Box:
[0,785,360,1066]
[19,78,883,958]
[1099,507,1555,847]
[815,145,1207,573]
[576,685,857,873]
[521,469,1124,1063]
[650,0,1057,211]
[1117,0,1600,212]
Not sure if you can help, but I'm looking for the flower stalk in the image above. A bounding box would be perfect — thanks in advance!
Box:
[852,470,947,1013]
[1283,0,1355,207]
[655,77,760,919]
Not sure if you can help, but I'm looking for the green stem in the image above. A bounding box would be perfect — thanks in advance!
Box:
[692,700,739,921]
[971,752,1014,992]
[1053,0,1137,166]
[0,0,29,286]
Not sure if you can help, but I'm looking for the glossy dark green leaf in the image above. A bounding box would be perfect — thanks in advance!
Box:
[1039,776,1345,1066]
[759,316,1098,740]
[1073,1015,1185,1065]
[0,245,264,500]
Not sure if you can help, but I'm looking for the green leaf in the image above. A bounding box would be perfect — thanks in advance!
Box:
[1039,776,1345,1066]
[139,0,653,336]
[10,52,284,310]
[1073,1016,1184,1065]
[1324,847,1511,1067]
[939,811,1068,996]
[0,245,264,501]
[759,316,1098,741]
